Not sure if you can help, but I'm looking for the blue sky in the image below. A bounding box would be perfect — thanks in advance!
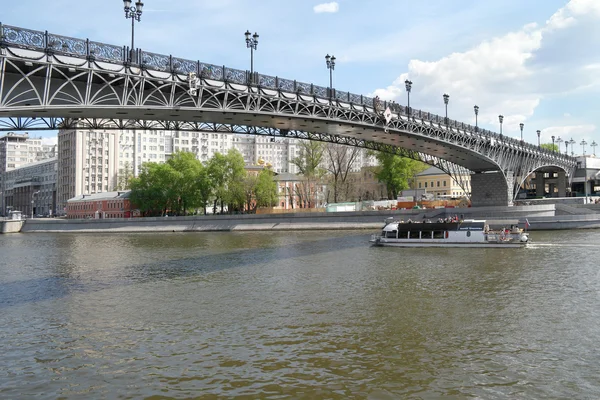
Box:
[2,0,599,154]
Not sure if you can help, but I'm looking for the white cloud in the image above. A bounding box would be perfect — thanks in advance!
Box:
[370,0,600,142]
[313,2,339,14]
[541,125,596,142]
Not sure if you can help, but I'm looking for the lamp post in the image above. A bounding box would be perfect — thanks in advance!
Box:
[123,0,144,62]
[581,139,589,202]
[325,54,336,96]
[245,30,259,82]
[592,141,598,156]
[519,122,524,142]
[581,139,588,155]
[551,135,555,152]
[405,80,413,116]
[498,115,504,136]
[565,140,569,155]
[556,137,563,154]
[31,190,40,219]
[443,93,449,126]
[568,138,575,156]
[537,130,541,148]
[474,105,479,132]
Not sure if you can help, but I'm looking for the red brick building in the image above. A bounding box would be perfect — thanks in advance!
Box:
[66,191,134,219]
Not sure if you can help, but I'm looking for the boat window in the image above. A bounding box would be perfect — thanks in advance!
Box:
[398,231,409,239]
[421,231,433,239]
[386,230,397,238]
[433,231,445,239]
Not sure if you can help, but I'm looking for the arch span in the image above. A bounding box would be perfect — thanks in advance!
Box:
[0,23,578,205]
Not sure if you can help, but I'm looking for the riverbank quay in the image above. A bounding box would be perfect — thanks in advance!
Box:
[5,203,598,233]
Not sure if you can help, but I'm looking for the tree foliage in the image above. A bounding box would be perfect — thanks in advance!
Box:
[373,152,428,199]
[540,143,559,153]
[254,169,279,207]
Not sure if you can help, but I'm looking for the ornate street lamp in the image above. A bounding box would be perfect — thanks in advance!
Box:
[519,123,524,142]
[443,93,449,125]
[123,0,144,62]
[568,138,576,156]
[551,135,555,152]
[474,105,479,132]
[592,141,598,156]
[245,30,259,82]
[498,115,504,136]
[581,139,589,201]
[556,136,563,154]
[565,140,569,155]
[537,130,541,148]
[405,80,413,116]
[325,54,336,96]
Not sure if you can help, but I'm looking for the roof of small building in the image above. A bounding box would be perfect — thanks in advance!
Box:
[417,166,446,176]
[67,191,131,202]
[273,172,301,181]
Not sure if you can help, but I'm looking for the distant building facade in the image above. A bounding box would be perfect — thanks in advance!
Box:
[2,157,57,217]
[0,133,57,216]
[416,166,471,198]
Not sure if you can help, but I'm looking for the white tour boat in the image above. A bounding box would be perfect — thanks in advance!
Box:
[370,218,530,248]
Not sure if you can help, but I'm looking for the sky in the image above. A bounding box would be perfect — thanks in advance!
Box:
[2,0,599,155]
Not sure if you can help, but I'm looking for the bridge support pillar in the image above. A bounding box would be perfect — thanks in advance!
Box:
[536,172,545,197]
[558,171,566,197]
[470,171,513,207]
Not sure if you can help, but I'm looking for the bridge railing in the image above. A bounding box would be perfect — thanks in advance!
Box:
[0,22,572,161]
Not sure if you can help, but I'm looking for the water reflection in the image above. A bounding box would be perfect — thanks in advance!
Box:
[0,231,368,308]
[0,229,599,398]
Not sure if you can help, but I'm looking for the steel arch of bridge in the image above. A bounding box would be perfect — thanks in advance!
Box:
[0,23,577,202]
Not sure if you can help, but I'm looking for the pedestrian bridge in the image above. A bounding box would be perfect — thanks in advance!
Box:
[0,23,577,206]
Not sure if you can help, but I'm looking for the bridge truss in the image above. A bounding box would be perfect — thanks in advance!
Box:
[0,23,578,203]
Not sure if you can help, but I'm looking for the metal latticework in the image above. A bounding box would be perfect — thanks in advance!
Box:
[0,23,578,202]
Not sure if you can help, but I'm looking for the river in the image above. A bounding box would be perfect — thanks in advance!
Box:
[1,229,599,399]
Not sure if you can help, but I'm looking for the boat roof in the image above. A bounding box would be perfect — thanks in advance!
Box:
[384,220,486,232]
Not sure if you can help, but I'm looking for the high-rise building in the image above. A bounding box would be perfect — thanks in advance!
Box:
[0,132,56,216]
[0,132,49,173]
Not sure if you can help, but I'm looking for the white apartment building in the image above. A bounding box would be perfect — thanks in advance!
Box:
[55,127,380,213]
[0,132,57,215]
[2,157,57,217]
[0,132,51,173]
[57,128,120,214]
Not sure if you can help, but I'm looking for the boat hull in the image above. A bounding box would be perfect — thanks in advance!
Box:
[369,238,527,248]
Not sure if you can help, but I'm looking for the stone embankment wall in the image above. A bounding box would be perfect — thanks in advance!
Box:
[13,204,573,233]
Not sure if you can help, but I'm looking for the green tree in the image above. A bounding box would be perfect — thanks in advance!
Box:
[254,169,279,208]
[207,149,247,213]
[373,152,427,199]
[129,162,179,216]
[166,151,204,215]
[196,167,213,215]
[540,143,559,153]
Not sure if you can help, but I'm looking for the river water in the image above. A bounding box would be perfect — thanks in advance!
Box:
[1,229,599,399]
